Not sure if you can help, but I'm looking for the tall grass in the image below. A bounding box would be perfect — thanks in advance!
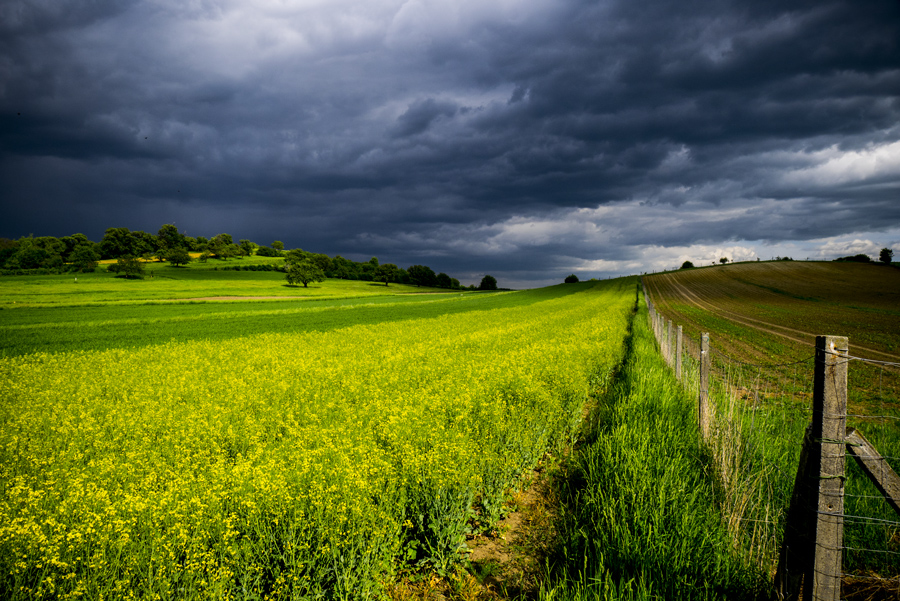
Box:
[544,297,771,600]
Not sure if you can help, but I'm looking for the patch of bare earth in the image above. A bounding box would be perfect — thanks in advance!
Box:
[387,463,560,601]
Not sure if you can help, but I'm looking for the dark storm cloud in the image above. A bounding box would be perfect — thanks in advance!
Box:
[1,0,899,287]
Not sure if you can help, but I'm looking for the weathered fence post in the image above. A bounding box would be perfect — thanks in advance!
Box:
[675,325,683,381]
[699,332,710,440]
[808,335,847,601]
[776,335,849,601]
[666,319,674,367]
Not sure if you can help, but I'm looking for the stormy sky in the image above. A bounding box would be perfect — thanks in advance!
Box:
[2,0,899,288]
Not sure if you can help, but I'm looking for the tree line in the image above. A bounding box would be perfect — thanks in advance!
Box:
[0,224,496,289]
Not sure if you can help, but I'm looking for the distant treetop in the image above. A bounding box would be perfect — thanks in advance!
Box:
[834,254,871,263]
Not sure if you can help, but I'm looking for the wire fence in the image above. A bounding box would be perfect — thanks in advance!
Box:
[642,283,900,600]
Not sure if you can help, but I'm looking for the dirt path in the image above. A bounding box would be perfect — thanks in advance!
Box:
[653,274,900,362]
[387,467,557,600]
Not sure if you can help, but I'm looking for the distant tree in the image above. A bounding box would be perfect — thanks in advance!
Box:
[719,257,729,264]
[100,227,137,259]
[34,236,66,260]
[285,248,310,264]
[408,264,437,287]
[564,274,579,283]
[157,224,187,251]
[199,252,210,263]
[681,261,694,269]
[374,263,400,286]
[256,246,281,257]
[450,277,460,289]
[479,275,498,290]
[132,231,160,257]
[7,243,50,270]
[285,259,325,288]
[271,241,284,251]
[70,244,100,272]
[239,239,257,257]
[166,247,192,267]
[153,247,168,262]
[880,248,894,265]
[208,234,235,259]
[330,255,355,279]
[0,238,18,268]
[192,236,209,252]
[436,272,452,288]
[109,255,145,279]
[308,253,333,272]
[834,254,870,263]
[60,233,91,260]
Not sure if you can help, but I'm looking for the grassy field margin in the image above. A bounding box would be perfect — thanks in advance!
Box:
[542,292,770,600]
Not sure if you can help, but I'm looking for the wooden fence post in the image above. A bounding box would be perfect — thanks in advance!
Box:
[776,335,849,601]
[807,335,847,601]
[666,319,674,366]
[675,325,683,381]
[699,332,710,440]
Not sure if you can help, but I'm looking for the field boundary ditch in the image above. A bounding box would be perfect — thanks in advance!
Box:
[641,279,900,601]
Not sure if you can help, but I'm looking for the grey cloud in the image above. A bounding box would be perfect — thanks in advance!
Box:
[391,98,459,138]
[1,0,899,288]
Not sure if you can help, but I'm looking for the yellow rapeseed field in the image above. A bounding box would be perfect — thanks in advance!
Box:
[0,279,635,600]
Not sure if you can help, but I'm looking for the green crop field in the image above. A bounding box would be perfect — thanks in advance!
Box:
[0,271,637,600]
[0,261,565,357]
[0,257,446,309]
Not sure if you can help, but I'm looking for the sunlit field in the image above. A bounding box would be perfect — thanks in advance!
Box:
[0,278,636,600]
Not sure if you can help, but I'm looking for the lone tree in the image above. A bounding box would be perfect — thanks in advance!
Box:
[880,247,894,265]
[479,275,498,290]
[564,274,579,283]
[109,255,145,279]
[285,259,325,288]
[719,257,729,264]
[680,261,694,269]
[166,247,192,267]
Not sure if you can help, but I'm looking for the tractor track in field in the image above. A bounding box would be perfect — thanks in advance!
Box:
[650,273,900,364]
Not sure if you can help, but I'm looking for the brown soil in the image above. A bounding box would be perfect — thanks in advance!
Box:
[644,262,900,363]
[387,465,559,601]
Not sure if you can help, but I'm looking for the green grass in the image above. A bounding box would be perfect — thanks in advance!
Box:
[0,281,592,357]
[543,296,770,601]
[0,257,453,308]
